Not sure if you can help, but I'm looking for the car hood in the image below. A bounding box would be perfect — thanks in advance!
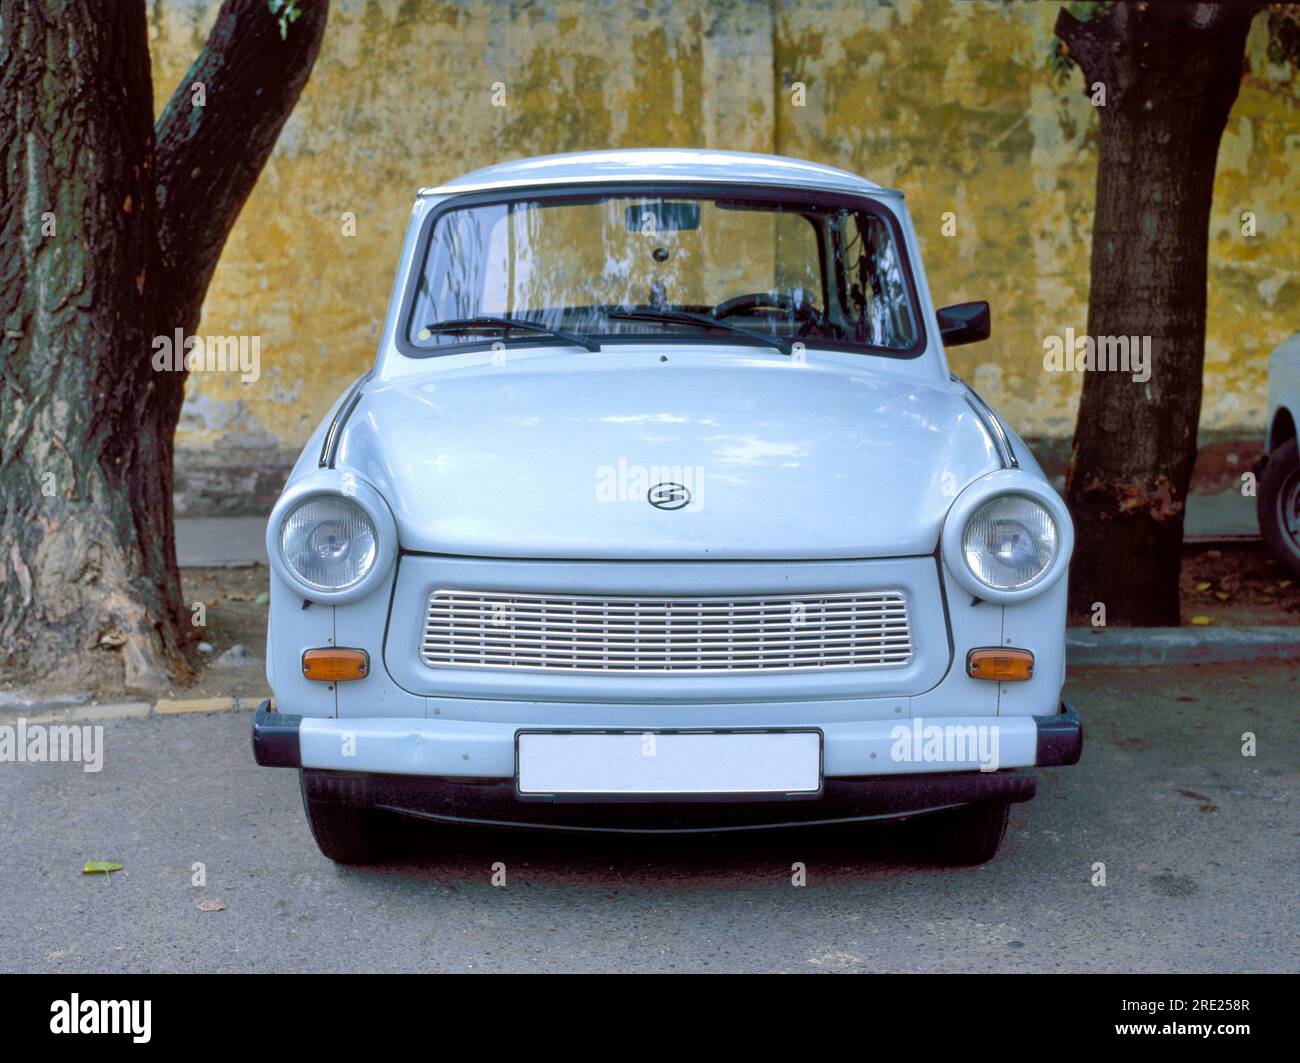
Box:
[334,348,1003,560]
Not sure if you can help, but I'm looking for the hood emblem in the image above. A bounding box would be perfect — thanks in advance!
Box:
[648,482,691,511]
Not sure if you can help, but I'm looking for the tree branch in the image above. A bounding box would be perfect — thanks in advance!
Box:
[1053,4,1120,91]
[153,0,329,335]
[1056,3,1263,112]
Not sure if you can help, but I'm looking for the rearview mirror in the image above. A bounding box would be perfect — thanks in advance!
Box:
[937,301,990,347]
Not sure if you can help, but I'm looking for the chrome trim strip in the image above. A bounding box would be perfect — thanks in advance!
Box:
[954,376,1017,469]
[418,175,905,199]
[318,370,372,469]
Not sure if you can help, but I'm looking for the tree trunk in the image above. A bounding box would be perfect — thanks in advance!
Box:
[1056,2,1259,627]
[0,0,167,690]
[0,0,327,692]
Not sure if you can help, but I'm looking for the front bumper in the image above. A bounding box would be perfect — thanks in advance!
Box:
[253,701,1081,831]
[300,766,1038,832]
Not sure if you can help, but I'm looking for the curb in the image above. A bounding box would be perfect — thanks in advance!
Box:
[11,696,267,724]
[22,702,152,725]
[155,696,239,715]
[1067,626,1300,667]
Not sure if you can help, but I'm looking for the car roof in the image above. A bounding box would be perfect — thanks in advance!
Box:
[418,149,901,199]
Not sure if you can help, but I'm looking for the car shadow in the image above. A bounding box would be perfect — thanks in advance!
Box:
[349,812,975,884]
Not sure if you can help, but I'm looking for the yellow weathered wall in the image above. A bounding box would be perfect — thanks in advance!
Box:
[148,0,1299,461]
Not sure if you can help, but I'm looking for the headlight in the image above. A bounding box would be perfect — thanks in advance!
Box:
[961,495,1058,591]
[280,496,378,591]
[940,471,1073,604]
[267,471,397,603]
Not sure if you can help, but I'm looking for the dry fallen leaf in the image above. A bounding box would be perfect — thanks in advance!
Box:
[1214,592,1230,601]
[197,899,228,913]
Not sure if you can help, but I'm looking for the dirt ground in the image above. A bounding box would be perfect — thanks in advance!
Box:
[1179,542,1300,626]
[177,565,273,702]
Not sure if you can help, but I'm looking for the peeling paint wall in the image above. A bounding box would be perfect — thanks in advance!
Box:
[149,0,1299,474]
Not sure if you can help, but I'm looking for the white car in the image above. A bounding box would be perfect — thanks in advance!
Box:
[1259,334,1300,575]
[252,149,1082,866]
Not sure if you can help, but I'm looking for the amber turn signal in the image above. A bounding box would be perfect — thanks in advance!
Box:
[966,647,1034,682]
[302,648,370,682]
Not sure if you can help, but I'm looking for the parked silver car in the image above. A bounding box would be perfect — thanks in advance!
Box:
[252,150,1082,866]
[1258,333,1300,575]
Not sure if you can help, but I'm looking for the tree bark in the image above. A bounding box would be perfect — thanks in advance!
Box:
[0,0,327,691]
[1056,2,1259,626]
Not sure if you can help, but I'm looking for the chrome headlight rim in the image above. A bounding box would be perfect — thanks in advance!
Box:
[266,471,397,604]
[941,471,1074,604]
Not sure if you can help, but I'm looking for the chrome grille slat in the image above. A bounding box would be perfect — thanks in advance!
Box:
[420,590,913,673]
[421,623,912,637]
[432,599,905,613]
[427,613,911,625]
[421,641,914,656]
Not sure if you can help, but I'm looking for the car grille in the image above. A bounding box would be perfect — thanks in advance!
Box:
[419,590,913,673]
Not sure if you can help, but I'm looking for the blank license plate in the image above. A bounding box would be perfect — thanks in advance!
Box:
[516,730,822,796]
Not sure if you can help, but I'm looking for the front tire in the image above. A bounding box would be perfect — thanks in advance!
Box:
[299,771,394,865]
[923,800,1011,866]
[1258,437,1300,577]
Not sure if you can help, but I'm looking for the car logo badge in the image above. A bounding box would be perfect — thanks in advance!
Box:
[647,482,691,510]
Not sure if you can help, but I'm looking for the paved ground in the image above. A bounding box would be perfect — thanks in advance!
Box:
[176,517,269,567]
[1183,489,1260,540]
[1,662,1294,973]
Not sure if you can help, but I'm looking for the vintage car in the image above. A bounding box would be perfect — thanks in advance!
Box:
[1258,333,1300,575]
[252,149,1082,866]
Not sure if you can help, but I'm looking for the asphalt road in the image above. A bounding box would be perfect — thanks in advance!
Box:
[1,662,1295,973]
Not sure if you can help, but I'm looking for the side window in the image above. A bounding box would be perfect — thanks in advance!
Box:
[839,212,917,349]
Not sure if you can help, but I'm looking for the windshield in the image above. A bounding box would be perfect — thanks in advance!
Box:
[402,191,920,354]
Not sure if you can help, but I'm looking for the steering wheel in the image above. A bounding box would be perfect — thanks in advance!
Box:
[712,292,819,322]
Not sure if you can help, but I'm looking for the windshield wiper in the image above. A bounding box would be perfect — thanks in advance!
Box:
[420,316,601,352]
[607,309,792,355]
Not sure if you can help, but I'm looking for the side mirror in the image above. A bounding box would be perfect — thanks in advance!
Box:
[936,301,990,347]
